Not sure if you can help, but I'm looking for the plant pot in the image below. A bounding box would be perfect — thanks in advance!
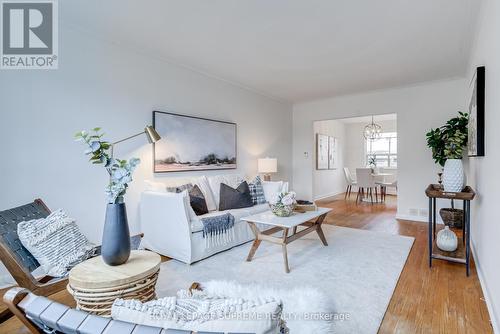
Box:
[443,159,464,192]
[102,202,131,266]
[436,226,458,252]
[439,208,463,228]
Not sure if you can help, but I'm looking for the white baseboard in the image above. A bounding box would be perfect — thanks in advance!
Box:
[313,191,344,201]
[395,214,428,223]
[395,214,445,224]
[471,241,499,333]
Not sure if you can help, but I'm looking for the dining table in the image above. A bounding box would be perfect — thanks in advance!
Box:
[360,171,394,202]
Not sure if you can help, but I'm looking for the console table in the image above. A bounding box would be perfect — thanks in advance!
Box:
[425,184,475,276]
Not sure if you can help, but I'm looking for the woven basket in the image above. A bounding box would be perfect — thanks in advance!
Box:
[439,208,463,228]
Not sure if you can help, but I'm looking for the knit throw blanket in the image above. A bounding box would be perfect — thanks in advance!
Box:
[201,213,235,248]
[112,287,282,325]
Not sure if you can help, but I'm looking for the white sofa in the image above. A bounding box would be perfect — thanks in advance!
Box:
[140,174,288,264]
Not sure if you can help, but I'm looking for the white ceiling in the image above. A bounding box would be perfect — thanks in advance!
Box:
[62,0,480,102]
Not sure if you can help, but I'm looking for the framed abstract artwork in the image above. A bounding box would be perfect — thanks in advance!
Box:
[328,136,338,169]
[153,111,237,172]
[316,134,329,170]
[467,66,485,157]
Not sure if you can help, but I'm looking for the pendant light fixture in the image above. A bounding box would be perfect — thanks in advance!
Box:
[363,115,382,141]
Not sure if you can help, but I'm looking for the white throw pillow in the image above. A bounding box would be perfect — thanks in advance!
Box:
[17,209,95,277]
[112,288,283,334]
[262,181,284,203]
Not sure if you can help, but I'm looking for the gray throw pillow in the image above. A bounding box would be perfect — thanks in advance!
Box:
[219,181,254,211]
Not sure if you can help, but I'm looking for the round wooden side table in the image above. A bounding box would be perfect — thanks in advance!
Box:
[67,250,161,316]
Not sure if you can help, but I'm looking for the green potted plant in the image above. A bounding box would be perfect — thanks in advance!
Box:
[426,112,468,228]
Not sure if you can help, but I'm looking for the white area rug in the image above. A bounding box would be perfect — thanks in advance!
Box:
[156,225,414,334]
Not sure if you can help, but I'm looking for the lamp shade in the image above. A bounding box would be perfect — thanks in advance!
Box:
[258,158,277,174]
[145,126,161,144]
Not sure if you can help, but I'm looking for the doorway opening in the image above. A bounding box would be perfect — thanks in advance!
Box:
[312,113,397,207]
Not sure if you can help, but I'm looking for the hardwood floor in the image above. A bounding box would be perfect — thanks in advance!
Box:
[317,194,492,333]
[0,193,493,333]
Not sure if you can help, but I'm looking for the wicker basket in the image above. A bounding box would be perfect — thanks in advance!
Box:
[439,208,463,228]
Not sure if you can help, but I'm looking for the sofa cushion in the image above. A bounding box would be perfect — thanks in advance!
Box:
[207,174,244,208]
[219,181,253,211]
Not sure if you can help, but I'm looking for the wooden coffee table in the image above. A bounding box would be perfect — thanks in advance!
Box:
[67,250,161,316]
[241,207,331,273]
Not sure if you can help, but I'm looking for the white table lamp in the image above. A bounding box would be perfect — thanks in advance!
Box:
[258,158,277,181]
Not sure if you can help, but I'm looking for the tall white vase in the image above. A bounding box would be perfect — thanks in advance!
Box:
[443,159,464,192]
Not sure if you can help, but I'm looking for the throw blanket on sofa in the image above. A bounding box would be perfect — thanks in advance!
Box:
[201,213,235,248]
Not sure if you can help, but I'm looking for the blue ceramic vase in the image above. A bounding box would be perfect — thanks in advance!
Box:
[102,202,131,265]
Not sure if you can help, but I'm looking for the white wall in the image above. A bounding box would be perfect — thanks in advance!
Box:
[293,79,466,221]
[313,120,347,199]
[344,119,397,173]
[466,0,500,330]
[0,27,292,284]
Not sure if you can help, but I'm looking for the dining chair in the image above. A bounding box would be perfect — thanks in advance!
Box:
[355,168,378,204]
[375,168,397,201]
[343,167,357,199]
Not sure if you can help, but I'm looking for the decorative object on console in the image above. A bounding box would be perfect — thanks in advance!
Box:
[426,112,468,192]
[426,184,475,276]
[270,191,297,217]
[248,176,267,205]
[439,207,463,229]
[153,111,236,172]
[467,66,485,157]
[436,226,458,252]
[257,157,277,181]
[363,115,382,141]
[316,133,329,170]
[218,181,253,211]
[75,126,159,266]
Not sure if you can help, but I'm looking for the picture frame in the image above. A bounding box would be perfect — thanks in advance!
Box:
[316,133,329,170]
[328,136,338,169]
[467,66,485,157]
[153,111,237,172]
